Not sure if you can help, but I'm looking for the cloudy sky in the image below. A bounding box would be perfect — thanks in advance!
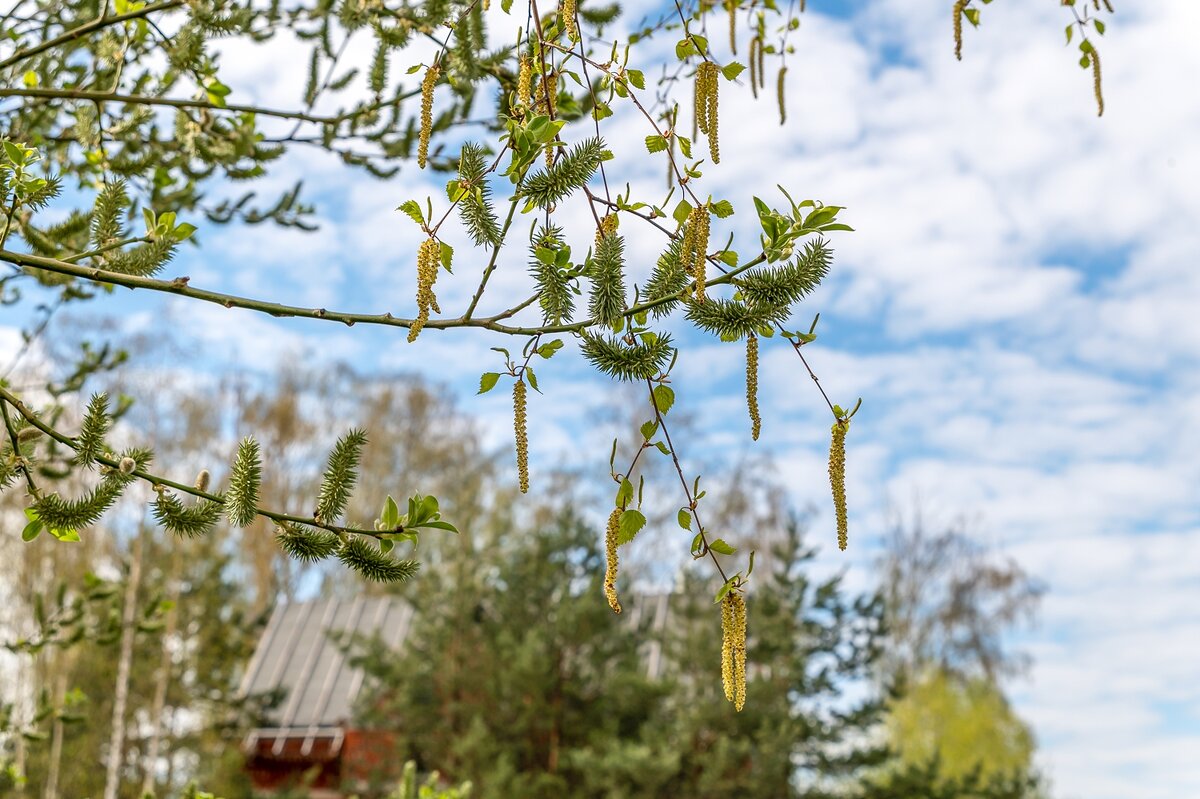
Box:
[4,1,1199,796]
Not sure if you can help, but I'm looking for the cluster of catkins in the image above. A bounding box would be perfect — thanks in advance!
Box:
[407,238,441,342]
[721,591,747,711]
[693,61,720,164]
[681,204,711,301]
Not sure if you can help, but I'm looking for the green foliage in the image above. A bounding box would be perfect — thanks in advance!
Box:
[315,428,367,524]
[579,332,674,381]
[587,232,626,327]
[884,668,1037,786]
[643,236,689,317]
[224,436,261,528]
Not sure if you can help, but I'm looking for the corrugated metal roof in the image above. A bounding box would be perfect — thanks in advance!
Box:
[241,593,673,734]
[240,596,414,730]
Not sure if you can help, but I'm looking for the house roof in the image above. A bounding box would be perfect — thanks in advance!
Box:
[240,592,674,736]
[240,596,414,731]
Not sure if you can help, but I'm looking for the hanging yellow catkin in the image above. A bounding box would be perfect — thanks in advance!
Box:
[596,212,618,245]
[829,419,849,551]
[694,61,720,164]
[418,64,439,169]
[726,0,737,55]
[748,37,759,99]
[777,65,787,125]
[513,379,529,493]
[953,0,968,61]
[746,335,760,441]
[561,0,578,42]
[682,203,711,301]
[603,507,622,613]
[541,70,558,167]
[720,591,747,711]
[407,237,441,342]
[1091,49,1104,117]
[516,53,532,115]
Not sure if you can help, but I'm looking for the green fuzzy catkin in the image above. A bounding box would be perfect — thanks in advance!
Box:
[603,507,622,614]
[337,536,419,583]
[519,136,605,210]
[588,232,626,328]
[457,143,501,246]
[408,237,441,343]
[685,296,789,339]
[275,523,340,563]
[315,428,367,524]
[529,224,574,325]
[104,238,175,277]
[369,40,389,95]
[579,332,674,381]
[829,419,849,551]
[225,436,261,528]
[746,335,761,441]
[777,65,787,125]
[513,379,529,493]
[644,236,688,318]
[418,64,439,169]
[90,180,128,249]
[953,0,969,61]
[152,491,222,538]
[738,239,832,308]
[32,448,148,531]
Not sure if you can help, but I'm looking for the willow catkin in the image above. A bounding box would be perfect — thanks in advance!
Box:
[776,65,787,125]
[953,0,968,61]
[513,379,529,493]
[829,419,849,551]
[516,53,532,115]
[418,64,439,169]
[746,335,760,441]
[407,237,441,343]
[194,469,211,492]
[721,591,747,711]
[1091,49,1104,117]
[561,0,578,42]
[603,507,622,613]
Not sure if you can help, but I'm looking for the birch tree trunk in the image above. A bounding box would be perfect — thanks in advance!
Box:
[140,546,182,796]
[102,529,144,799]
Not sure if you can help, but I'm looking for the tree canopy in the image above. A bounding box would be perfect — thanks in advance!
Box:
[1,0,1116,719]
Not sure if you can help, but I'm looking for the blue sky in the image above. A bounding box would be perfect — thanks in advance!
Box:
[3,1,1199,796]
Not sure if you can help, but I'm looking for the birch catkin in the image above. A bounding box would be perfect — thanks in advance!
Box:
[407,237,441,342]
[746,335,760,441]
[829,419,849,551]
[695,61,720,164]
[418,64,439,169]
[561,0,578,42]
[604,507,622,613]
[682,204,711,301]
[513,379,529,493]
[516,54,532,115]
[721,591,747,711]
